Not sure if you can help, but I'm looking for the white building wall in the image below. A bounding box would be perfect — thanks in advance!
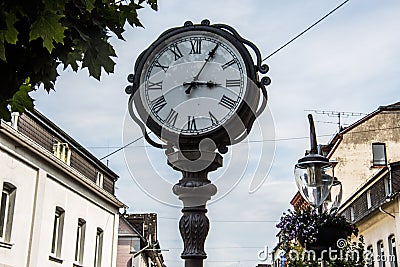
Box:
[357,201,398,266]
[329,111,400,203]
[0,123,122,267]
[0,146,38,267]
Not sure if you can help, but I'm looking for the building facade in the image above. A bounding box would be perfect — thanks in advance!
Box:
[117,213,165,267]
[0,111,125,267]
[324,103,400,267]
[287,102,400,266]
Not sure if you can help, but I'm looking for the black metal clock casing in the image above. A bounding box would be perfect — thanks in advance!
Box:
[127,20,270,151]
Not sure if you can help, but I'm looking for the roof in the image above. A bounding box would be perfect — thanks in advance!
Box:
[30,109,119,180]
[325,101,400,157]
[0,119,125,208]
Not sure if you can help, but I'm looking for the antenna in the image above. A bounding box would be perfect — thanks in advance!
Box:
[305,110,366,132]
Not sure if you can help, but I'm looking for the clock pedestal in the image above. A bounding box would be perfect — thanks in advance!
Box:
[168,150,221,267]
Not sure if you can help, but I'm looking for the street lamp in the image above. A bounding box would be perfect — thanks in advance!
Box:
[322,177,343,213]
[294,114,334,208]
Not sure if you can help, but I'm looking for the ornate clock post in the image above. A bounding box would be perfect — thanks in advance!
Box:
[125,20,271,266]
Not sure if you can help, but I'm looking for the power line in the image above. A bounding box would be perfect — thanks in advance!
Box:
[96,124,400,160]
[99,135,144,160]
[98,2,352,160]
[263,0,350,61]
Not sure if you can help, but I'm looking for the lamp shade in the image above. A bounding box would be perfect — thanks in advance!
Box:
[322,178,343,213]
[294,155,334,208]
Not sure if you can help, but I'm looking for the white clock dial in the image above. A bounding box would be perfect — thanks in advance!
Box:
[139,31,248,136]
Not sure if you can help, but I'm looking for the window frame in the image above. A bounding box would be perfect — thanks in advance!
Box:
[0,182,16,244]
[372,143,387,167]
[377,240,386,267]
[74,218,86,264]
[50,206,65,258]
[53,141,71,165]
[94,228,103,267]
[350,206,355,222]
[367,245,375,267]
[388,235,398,267]
[367,190,372,209]
[96,172,104,188]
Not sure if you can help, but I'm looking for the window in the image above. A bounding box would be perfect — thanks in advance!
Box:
[378,240,386,267]
[51,207,65,258]
[350,207,355,221]
[94,228,103,267]
[367,190,372,209]
[96,172,104,188]
[75,219,86,264]
[373,143,387,166]
[53,141,71,165]
[367,245,375,267]
[385,177,391,196]
[388,235,398,267]
[0,182,16,243]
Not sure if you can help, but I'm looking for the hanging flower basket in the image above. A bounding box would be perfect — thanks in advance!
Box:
[276,207,358,255]
[297,225,350,258]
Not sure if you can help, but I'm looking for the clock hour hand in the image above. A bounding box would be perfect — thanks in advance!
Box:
[183,81,221,94]
[185,44,219,95]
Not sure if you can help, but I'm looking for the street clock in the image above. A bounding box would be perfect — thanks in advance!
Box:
[126,20,270,152]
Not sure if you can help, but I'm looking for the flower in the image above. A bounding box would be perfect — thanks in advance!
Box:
[276,207,358,251]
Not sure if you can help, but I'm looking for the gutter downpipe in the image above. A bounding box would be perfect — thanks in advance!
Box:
[379,165,395,219]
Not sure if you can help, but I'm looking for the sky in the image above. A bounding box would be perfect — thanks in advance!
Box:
[34,1,400,266]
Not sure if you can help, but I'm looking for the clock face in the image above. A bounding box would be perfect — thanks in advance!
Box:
[138,30,248,137]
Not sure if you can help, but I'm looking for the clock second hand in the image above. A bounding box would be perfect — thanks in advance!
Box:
[185,44,219,94]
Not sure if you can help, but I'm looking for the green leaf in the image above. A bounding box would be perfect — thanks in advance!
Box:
[147,0,158,11]
[60,49,82,71]
[0,42,5,61]
[86,0,96,12]
[0,12,18,61]
[43,0,67,13]
[82,39,116,80]
[8,82,35,114]
[3,13,18,44]
[30,11,66,52]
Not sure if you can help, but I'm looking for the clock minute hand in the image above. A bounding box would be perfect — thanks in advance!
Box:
[185,44,220,94]
[193,43,219,82]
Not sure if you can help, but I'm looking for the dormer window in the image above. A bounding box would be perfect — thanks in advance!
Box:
[53,141,71,165]
[372,143,387,166]
[367,190,372,209]
[350,206,355,221]
[96,171,104,188]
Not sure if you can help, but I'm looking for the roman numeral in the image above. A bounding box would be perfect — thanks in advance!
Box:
[189,39,202,54]
[209,112,219,126]
[165,109,178,126]
[187,116,197,131]
[219,95,237,110]
[148,81,163,90]
[221,59,236,70]
[151,96,167,113]
[154,60,169,72]
[169,44,183,60]
[226,79,241,87]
